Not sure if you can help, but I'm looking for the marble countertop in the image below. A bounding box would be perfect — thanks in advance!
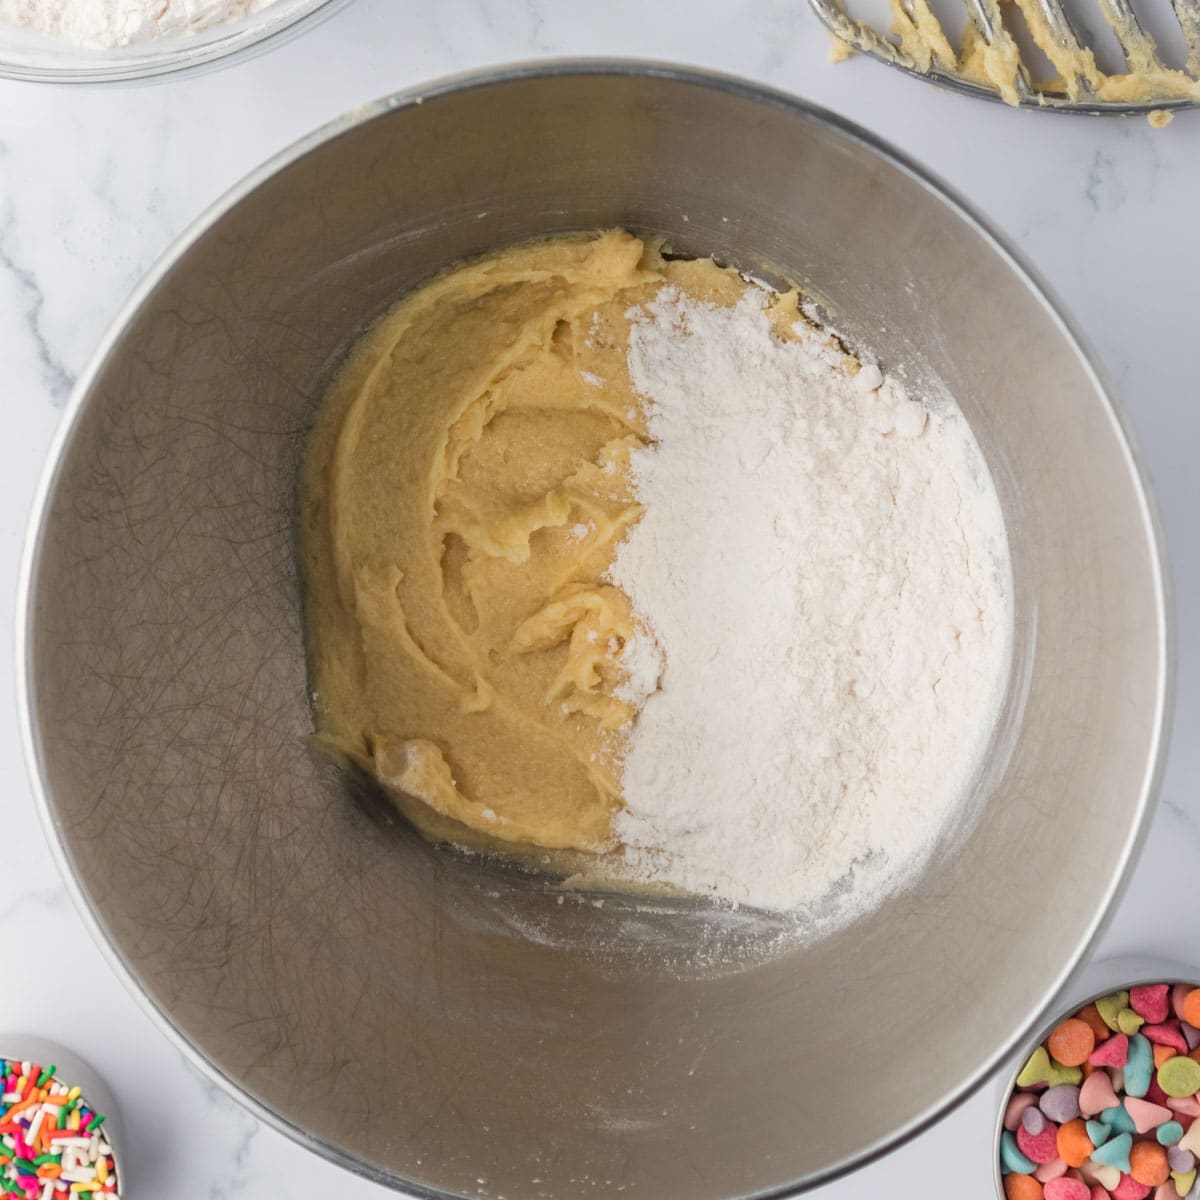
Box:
[1,1,1197,1197]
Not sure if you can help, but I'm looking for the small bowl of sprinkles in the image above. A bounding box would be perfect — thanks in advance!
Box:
[997,964,1200,1200]
[0,1039,120,1200]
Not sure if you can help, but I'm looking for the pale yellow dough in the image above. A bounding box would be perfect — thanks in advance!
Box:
[301,230,804,860]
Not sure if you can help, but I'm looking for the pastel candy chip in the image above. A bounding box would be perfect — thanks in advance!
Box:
[1044,1179,1090,1200]
[1177,1118,1200,1156]
[1007,1093,1040,1130]
[1086,1163,1122,1190]
[1089,1163,1122,1190]
[1168,1146,1195,1172]
[1159,1121,1185,1146]
[1048,1063,1084,1087]
[1126,1096,1173,1134]
[1183,991,1200,1030]
[1079,1004,1114,1046]
[1110,1174,1151,1200]
[1106,1103,1139,1135]
[1005,1178,1046,1200]
[1127,1035,1154,1098]
[1036,1157,1070,1182]
[1184,1024,1200,1052]
[1092,1034,1131,1068]
[1173,1168,1198,1196]
[1041,1086,1082,1124]
[1133,987,1171,1025]
[1024,1106,1048,1134]
[1087,1119,1111,1146]
[1092,1131,1133,1173]
[1018,1120,1062,1164]
[1118,1012,1147,1041]
[1129,1142,1170,1188]
[1119,1008,1148,1036]
[1019,1046,1054,1087]
[1058,1120,1093,1168]
[1159,1056,1200,1098]
[1002,1129,1038,1174]
[1098,993,1133,1032]
[1168,1097,1200,1119]
[1081,1071,1120,1116]
[1014,1183,1054,1200]
[1143,1024,1189,1054]
[1154,1047,1179,1073]
[1050,1020,1098,1068]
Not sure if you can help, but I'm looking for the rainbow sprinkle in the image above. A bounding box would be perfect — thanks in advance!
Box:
[0,1060,118,1200]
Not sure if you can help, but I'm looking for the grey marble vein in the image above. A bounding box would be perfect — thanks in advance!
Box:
[0,883,68,925]
[1084,150,1128,213]
[0,200,74,404]
[1162,795,1198,836]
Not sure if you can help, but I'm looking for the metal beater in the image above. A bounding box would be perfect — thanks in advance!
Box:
[809,0,1200,113]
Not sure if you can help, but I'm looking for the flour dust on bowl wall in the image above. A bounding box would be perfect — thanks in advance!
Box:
[20,67,1169,1200]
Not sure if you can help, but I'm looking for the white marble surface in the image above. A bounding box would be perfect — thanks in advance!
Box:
[0,1,1197,1197]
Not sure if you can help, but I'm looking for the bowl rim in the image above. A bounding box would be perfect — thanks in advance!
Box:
[15,58,1176,1199]
[0,0,352,85]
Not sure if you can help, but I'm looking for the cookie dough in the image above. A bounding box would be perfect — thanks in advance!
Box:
[303,231,761,857]
[840,0,1200,109]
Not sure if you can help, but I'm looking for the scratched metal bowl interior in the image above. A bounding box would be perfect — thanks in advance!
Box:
[19,64,1169,1199]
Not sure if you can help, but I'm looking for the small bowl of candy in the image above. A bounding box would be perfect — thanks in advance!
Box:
[0,1038,121,1199]
[998,966,1200,1200]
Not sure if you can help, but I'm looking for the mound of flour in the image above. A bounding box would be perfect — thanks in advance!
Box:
[0,0,275,46]
[609,285,1012,917]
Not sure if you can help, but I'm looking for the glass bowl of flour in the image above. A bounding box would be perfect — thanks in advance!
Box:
[0,0,351,83]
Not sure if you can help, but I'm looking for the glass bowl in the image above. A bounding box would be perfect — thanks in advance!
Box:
[0,0,352,84]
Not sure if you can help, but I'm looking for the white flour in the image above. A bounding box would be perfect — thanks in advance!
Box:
[609,285,1012,918]
[0,0,275,46]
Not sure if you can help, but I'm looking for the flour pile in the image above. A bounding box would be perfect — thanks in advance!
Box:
[1,0,275,46]
[608,285,1012,916]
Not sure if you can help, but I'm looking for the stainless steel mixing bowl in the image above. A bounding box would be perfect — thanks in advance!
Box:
[18,63,1171,1199]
